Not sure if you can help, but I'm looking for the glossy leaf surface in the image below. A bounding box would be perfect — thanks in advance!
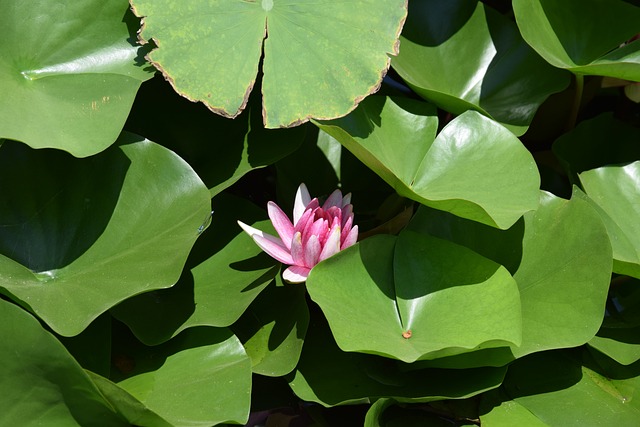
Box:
[130,0,407,127]
[0,0,153,157]
[513,0,640,80]
[307,233,522,363]
[317,96,540,229]
[393,0,570,135]
[0,135,211,336]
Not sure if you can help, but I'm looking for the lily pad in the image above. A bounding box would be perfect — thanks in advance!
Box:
[287,317,506,407]
[306,232,522,363]
[0,298,167,427]
[130,0,407,128]
[111,193,279,345]
[0,134,211,336]
[513,0,640,80]
[317,96,540,229]
[114,327,252,427]
[578,163,640,278]
[0,0,153,157]
[392,0,570,135]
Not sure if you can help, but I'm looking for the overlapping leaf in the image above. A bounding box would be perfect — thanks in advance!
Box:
[111,194,279,345]
[287,319,506,407]
[113,327,252,426]
[0,299,169,427]
[306,232,522,363]
[578,162,640,278]
[130,0,407,128]
[0,0,153,157]
[513,0,640,80]
[0,135,211,336]
[317,96,540,229]
[392,0,570,135]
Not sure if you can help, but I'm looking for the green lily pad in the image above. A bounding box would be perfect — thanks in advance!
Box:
[287,317,506,407]
[392,0,570,135]
[578,162,640,278]
[233,278,309,377]
[114,327,252,427]
[487,350,640,426]
[0,298,168,427]
[0,0,153,157]
[510,191,612,358]
[589,326,640,366]
[0,134,211,336]
[111,193,279,345]
[316,96,540,229]
[130,0,407,128]
[306,232,522,363]
[513,0,640,80]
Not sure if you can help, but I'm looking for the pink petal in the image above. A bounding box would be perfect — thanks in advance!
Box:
[305,218,327,246]
[294,208,315,235]
[322,189,343,209]
[290,231,306,267]
[267,202,294,250]
[238,221,294,265]
[304,234,322,267]
[318,224,342,262]
[293,183,312,224]
[283,265,311,283]
[341,205,353,227]
[341,215,353,243]
[341,225,358,250]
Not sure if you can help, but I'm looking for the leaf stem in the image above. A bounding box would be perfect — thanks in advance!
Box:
[566,74,584,131]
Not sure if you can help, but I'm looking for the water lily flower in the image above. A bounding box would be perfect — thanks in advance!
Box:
[238,183,358,283]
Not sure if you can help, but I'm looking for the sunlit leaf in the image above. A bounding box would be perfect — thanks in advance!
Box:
[130,0,407,127]
[0,0,153,157]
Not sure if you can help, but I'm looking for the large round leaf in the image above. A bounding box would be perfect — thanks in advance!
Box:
[513,0,640,80]
[578,162,640,278]
[0,299,169,427]
[0,0,153,157]
[0,135,211,336]
[111,194,279,345]
[113,327,252,426]
[130,0,407,128]
[392,0,570,135]
[306,232,522,363]
[317,96,540,229]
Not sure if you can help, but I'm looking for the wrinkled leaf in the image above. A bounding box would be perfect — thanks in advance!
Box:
[317,96,540,229]
[393,0,570,135]
[0,0,153,157]
[130,0,407,127]
[0,135,211,336]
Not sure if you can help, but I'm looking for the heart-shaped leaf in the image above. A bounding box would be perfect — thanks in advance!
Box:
[513,0,640,80]
[316,96,540,229]
[0,0,153,157]
[392,0,570,135]
[577,162,640,278]
[306,232,522,363]
[0,135,211,336]
[130,0,407,128]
